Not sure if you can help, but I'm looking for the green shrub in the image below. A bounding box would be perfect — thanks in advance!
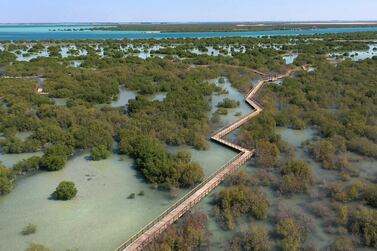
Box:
[0,51,16,66]
[25,243,51,251]
[328,236,354,251]
[54,181,77,200]
[14,156,41,173]
[138,191,145,196]
[21,224,37,235]
[216,107,228,115]
[256,140,280,168]
[90,145,111,161]
[242,225,271,251]
[365,185,377,208]
[279,160,314,194]
[39,155,66,171]
[0,165,15,195]
[213,186,269,230]
[307,139,337,169]
[349,207,377,247]
[121,135,203,188]
[276,217,302,251]
[217,98,240,108]
[348,137,377,158]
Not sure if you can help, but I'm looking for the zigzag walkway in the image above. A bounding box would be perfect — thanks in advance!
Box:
[116,67,299,251]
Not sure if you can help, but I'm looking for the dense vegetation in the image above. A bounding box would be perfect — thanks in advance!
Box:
[0,54,225,191]
[146,211,210,251]
[0,32,376,250]
[90,145,111,160]
[212,184,270,230]
[0,164,14,194]
[147,34,377,250]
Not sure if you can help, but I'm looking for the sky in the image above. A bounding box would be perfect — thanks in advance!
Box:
[0,0,377,23]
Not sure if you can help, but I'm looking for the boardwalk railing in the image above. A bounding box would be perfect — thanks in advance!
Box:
[115,67,300,251]
[115,153,243,251]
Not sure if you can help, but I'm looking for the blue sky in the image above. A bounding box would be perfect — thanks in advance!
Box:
[1,0,377,23]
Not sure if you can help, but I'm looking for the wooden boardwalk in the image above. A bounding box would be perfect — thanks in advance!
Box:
[116,68,298,251]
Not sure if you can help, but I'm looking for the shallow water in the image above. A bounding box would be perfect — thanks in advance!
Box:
[111,87,138,108]
[135,45,163,59]
[272,79,284,85]
[0,78,243,250]
[191,47,221,56]
[329,44,377,61]
[2,26,377,40]
[15,48,48,62]
[307,66,317,72]
[0,152,43,167]
[210,78,252,129]
[60,46,74,58]
[283,53,298,64]
[277,127,340,180]
[15,132,32,142]
[0,142,239,251]
[71,60,82,68]
[1,72,374,251]
[51,98,68,106]
[277,127,315,147]
[347,152,377,180]
[194,127,338,250]
[0,152,185,251]
[350,44,377,61]
[150,92,167,102]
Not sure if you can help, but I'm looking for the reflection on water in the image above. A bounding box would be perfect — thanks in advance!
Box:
[51,98,68,106]
[195,127,338,250]
[0,152,43,168]
[71,60,82,68]
[0,77,242,250]
[210,77,253,129]
[16,48,48,62]
[329,44,377,61]
[283,53,298,64]
[111,87,138,108]
[150,92,167,102]
[0,152,188,251]
[277,127,315,147]
[0,141,238,251]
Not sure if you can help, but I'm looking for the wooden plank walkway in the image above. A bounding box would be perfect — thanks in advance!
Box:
[116,67,299,251]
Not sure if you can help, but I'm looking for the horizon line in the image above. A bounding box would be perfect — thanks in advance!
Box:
[1,20,377,25]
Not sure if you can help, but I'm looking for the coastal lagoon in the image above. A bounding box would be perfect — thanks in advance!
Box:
[2,26,377,40]
[1,29,377,251]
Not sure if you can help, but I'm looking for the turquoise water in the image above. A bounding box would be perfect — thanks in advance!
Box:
[0,25,115,33]
[330,44,377,61]
[1,25,377,40]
